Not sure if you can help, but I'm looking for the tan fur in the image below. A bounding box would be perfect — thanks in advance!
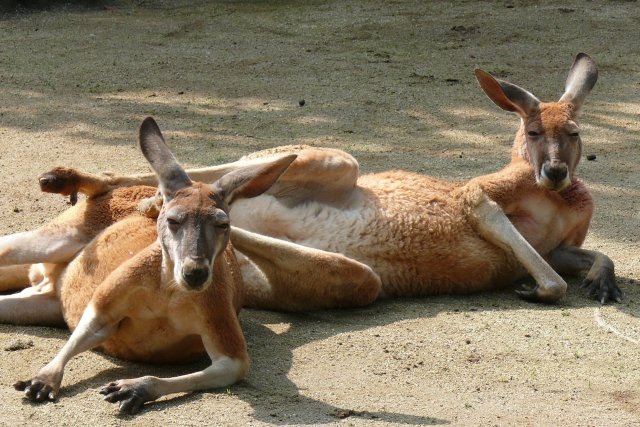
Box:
[0,54,619,413]
[6,118,296,414]
[59,216,244,364]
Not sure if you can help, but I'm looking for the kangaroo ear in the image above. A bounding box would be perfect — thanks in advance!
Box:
[475,69,540,118]
[213,154,297,205]
[138,117,191,201]
[559,53,598,112]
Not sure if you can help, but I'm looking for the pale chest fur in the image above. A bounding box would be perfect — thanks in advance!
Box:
[230,171,460,259]
[502,181,593,253]
[231,171,503,295]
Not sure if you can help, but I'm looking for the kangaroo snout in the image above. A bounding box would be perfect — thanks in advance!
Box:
[181,258,211,290]
[540,160,569,191]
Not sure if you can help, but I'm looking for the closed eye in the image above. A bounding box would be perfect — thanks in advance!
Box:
[527,130,541,137]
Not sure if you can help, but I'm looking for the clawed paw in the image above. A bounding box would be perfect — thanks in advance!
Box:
[38,167,81,205]
[582,267,622,304]
[515,283,565,304]
[99,380,153,415]
[13,378,58,403]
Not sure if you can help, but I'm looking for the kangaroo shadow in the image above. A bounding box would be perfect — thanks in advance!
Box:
[230,274,640,425]
[5,274,639,424]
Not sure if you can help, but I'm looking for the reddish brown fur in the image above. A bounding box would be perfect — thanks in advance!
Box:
[2,56,617,414]
[5,118,301,413]
[60,215,245,364]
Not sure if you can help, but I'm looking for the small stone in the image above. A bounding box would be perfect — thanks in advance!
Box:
[298,99,306,107]
[586,154,596,161]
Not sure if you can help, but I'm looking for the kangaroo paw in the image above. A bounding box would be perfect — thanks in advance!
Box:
[39,167,112,200]
[515,282,565,304]
[39,167,81,197]
[581,265,621,304]
[100,378,156,415]
[14,374,61,403]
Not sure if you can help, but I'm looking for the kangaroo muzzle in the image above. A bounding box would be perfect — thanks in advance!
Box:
[180,257,211,290]
[540,160,570,191]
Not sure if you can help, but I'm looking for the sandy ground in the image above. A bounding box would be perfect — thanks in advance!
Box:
[0,0,639,425]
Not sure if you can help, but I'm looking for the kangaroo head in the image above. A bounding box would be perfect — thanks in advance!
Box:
[138,117,296,291]
[475,53,598,191]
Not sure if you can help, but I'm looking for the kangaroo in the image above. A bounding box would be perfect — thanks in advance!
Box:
[0,54,619,410]
[9,117,296,414]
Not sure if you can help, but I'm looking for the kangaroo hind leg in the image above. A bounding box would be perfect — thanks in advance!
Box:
[0,225,88,267]
[231,227,381,311]
[0,269,65,326]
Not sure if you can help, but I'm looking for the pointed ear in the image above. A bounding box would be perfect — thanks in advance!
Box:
[475,69,540,118]
[213,154,297,205]
[558,53,598,111]
[138,117,191,201]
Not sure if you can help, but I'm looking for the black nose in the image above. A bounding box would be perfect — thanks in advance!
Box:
[542,161,568,184]
[182,266,209,289]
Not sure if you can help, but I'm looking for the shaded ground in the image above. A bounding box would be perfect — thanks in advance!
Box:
[0,0,639,425]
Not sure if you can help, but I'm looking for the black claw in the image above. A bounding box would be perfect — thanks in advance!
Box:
[35,389,49,402]
[581,270,622,304]
[14,379,57,403]
[130,400,144,415]
[516,284,564,304]
[25,386,36,398]
[99,384,120,396]
[101,381,151,414]
[515,289,534,301]
[13,381,28,391]
[120,397,144,415]
[515,285,539,302]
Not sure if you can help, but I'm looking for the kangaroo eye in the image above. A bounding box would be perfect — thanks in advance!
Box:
[527,130,540,137]
[167,217,180,226]
[216,223,230,230]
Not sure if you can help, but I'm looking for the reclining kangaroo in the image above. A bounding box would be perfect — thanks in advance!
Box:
[8,118,296,413]
[0,53,620,409]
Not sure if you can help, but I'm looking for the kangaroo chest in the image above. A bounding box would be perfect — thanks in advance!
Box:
[503,182,593,254]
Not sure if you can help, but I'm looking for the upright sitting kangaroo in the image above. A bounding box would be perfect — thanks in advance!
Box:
[9,118,296,413]
[0,53,619,410]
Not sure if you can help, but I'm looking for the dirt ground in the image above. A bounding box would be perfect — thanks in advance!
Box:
[0,0,639,425]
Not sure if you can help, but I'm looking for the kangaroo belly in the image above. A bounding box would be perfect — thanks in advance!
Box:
[231,170,523,296]
[97,318,205,364]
